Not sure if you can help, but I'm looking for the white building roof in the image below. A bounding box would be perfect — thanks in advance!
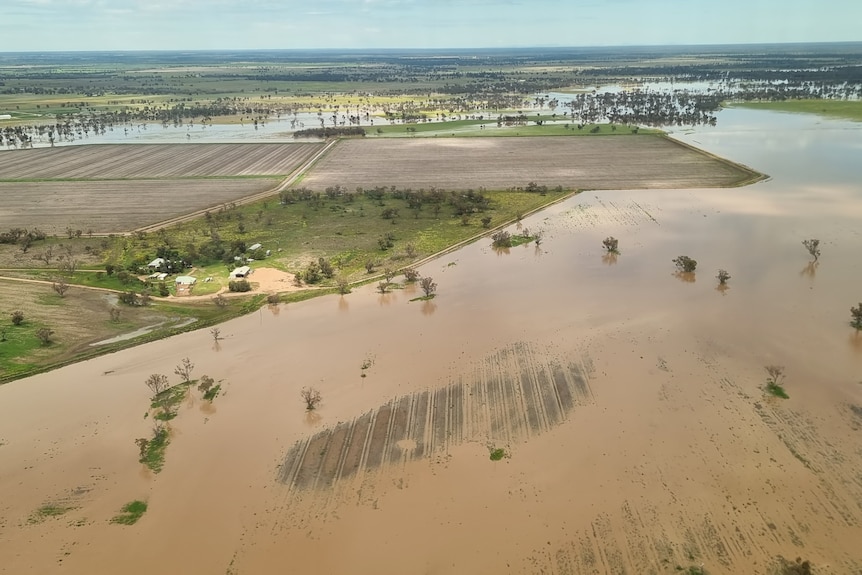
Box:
[147,257,166,267]
[175,276,197,284]
[249,243,262,251]
[230,266,251,277]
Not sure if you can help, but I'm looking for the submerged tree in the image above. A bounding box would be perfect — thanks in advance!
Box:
[301,387,322,411]
[716,269,731,285]
[419,276,438,297]
[851,302,862,330]
[174,357,194,384]
[602,236,620,254]
[673,255,697,273]
[802,238,820,262]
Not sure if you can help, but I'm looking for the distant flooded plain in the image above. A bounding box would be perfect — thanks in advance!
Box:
[0,108,861,574]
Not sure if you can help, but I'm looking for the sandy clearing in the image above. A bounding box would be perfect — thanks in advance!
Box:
[300,136,762,191]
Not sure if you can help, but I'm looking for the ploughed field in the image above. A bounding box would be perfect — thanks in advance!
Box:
[0,143,323,179]
[0,178,281,234]
[299,136,762,191]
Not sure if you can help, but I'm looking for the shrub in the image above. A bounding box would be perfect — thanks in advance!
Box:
[491,230,512,248]
[602,236,619,254]
[11,310,24,325]
[672,255,697,273]
[228,280,252,292]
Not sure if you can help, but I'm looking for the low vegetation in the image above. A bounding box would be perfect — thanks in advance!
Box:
[136,425,169,473]
[110,500,148,526]
[850,302,862,330]
[764,365,789,399]
[28,504,75,524]
[489,447,507,461]
[673,255,697,273]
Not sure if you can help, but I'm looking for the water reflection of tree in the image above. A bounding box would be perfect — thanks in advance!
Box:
[673,271,696,283]
[602,252,618,266]
[421,300,438,316]
[715,283,730,296]
[212,340,222,353]
[849,331,862,354]
[800,261,819,279]
[304,410,322,427]
[338,296,349,312]
[268,303,281,316]
[493,246,511,256]
[378,293,394,306]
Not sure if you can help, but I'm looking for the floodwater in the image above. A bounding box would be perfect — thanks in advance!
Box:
[1,108,861,574]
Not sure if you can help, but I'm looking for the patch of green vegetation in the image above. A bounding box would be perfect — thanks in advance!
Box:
[110,500,148,525]
[732,99,862,122]
[765,382,789,399]
[489,447,507,461]
[509,234,535,248]
[151,382,191,420]
[140,427,169,473]
[203,384,221,401]
[28,504,75,523]
[409,294,436,302]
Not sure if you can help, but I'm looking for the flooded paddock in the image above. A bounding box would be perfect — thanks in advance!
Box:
[0,108,861,574]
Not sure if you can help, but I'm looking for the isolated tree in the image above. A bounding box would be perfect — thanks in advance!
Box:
[109,307,122,323]
[716,269,731,285]
[210,327,222,341]
[212,294,228,308]
[765,365,784,386]
[145,374,171,414]
[673,255,697,273]
[419,276,437,297]
[851,303,862,330]
[301,387,322,411]
[602,236,619,254]
[383,267,396,282]
[52,277,70,298]
[402,267,419,282]
[365,261,376,274]
[377,281,390,294]
[802,239,820,262]
[491,230,512,248]
[336,277,351,295]
[36,246,54,265]
[481,216,492,229]
[36,327,54,345]
[405,243,417,258]
[11,310,24,326]
[534,231,544,246]
[174,357,194,384]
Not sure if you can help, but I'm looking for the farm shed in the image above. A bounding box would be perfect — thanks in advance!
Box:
[147,258,166,269]
[249,243,262,251]
[230,266,251,278]
[175,275,197,296]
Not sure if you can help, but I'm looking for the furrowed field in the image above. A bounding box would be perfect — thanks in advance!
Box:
[0,143,322,179]
[300,136,762,191]
[0,178,281,234]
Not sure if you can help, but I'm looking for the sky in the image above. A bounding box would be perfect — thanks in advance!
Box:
[1,0,860,52]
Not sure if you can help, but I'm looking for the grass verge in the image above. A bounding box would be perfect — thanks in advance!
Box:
[731,99,862,122]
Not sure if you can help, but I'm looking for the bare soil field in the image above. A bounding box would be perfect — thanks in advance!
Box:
[0,178,280,234]
[0,143,322,180]
[300,136,762,191]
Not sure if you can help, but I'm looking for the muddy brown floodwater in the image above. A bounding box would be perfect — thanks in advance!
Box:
[1,108,861,574]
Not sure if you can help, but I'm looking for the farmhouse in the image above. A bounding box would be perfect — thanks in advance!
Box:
[230,266,251,279]
[147,257,166,269]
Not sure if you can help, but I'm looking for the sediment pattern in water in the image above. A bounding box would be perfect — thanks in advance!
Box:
[277,343,593,490]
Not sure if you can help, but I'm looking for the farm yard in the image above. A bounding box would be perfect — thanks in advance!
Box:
[300,136,762,191]
[0,143,323,180]
[0,178,281,234]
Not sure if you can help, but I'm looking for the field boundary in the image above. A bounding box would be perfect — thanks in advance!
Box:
[661,134,768,187]
[129,138,340,235]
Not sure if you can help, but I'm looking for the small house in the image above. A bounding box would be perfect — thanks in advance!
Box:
[147,257,166,269]
[230,266,251,279]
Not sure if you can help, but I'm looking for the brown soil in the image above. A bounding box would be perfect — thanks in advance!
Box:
[0,178,279,234]
[0,143,323,179]
[300,136,762,191]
